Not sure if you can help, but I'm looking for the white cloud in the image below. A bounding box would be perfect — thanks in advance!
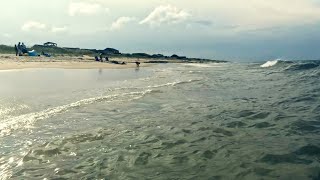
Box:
[21,21,68,33]
[181,0,320,31]
[51,26,68,33]
[21,21,47,31]
[69,2,103,16]
[109,17,136,31]
[234,0,320,29]
[2,33,12,38]
[140,5,191,26]
[105,8,110,14]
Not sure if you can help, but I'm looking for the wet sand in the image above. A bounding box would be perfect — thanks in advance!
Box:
[0,54,153,70]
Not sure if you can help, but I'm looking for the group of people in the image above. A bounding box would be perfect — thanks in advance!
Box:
[14,42,48,57]
[94,53,140,67]
[14,42,28,56]
[95,53,109,62]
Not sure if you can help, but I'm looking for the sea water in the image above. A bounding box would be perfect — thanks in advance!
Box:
[0,61,319,179]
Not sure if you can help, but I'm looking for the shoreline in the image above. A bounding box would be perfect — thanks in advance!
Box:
[0,54,153,70]
[0,54,224,70]
[0,61,150,70]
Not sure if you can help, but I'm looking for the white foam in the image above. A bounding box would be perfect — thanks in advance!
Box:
[0,75,201,136]
[260,60,280,68]
[183,63,223,68]
[0,90,152,137]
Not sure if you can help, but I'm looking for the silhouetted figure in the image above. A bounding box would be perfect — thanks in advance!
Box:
[105,57,109,61]
[14,44,18,56]
[42,51,51,57]
[99,53,103,62]
[95,56,100,61]
[135,61,140,67]
[17,42,22,56]
[110,60,120,64]
[21,43,28,53]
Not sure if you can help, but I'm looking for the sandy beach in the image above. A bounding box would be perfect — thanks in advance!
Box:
[0,54,153,70]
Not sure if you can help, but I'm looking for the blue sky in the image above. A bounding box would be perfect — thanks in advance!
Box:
[1,0,320,61]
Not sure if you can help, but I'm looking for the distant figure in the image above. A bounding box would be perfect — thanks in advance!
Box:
[99,53,103,62]
[21,43,28,53]
[21,42,26,49]
[121,62,126,65]
[14,44,18,56]
[110,60,120,64]
[41,51,51,57]
[17,42,22,56]
[135,61,140,67]
[94,56,100,61]
[105,57,109,61]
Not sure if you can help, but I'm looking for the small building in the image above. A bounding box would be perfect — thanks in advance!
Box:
[44,42,57,47]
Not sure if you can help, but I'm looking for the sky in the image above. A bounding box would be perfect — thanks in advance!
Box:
[1,0,320,61]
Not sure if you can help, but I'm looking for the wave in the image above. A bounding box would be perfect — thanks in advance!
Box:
[183,63,224,68]
[0,77,201,137]
[260,59,293,68]
[285,62,320,71]
[146,79,202,88]
[0,90,152,137]
[260,60,279,68]
[261,59,320,73]
[111,78,202,92]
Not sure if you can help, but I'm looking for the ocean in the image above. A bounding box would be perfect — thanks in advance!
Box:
[0,60,319,179]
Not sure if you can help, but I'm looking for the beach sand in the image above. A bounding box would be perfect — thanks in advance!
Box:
[0,54,154,70]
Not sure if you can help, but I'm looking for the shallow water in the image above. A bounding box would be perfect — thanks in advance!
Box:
[0,62,319,179]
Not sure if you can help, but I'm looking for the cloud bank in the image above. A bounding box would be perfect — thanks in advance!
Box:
[51,26,68,33]
[68,1,103,16]
[2,33,12,38]
[21,21,47,31]
[109,17,136,31]
[193,0,320,31]
[140,5,190,26]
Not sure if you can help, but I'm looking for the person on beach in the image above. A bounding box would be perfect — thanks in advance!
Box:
[21,43,28,53]
[17,42,22,56]
[135,61,140,67]
[99,53,103,62]
[41,51,51,57]
[14,44,18,56]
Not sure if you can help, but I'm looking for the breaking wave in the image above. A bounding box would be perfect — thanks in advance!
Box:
[260,60,280,68]
[261,59,320,72]
[260,59,293,68]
